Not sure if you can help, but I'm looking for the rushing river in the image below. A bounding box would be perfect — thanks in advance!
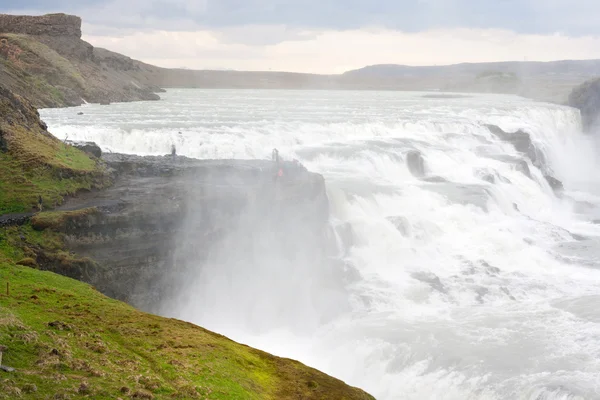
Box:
[41,89,600,400]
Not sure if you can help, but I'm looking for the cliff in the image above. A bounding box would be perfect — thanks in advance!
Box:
[2,13,599,107]
[0,13,82,37]
[0,86,372,398]
[0,13,162,107]
[568,78,600,132]
[38,153,331,313]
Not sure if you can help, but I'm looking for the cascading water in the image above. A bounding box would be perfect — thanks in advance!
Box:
[40,89,600,399]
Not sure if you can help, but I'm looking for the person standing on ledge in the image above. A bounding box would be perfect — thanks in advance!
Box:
[272,148,284,181]
[37,195,43,212]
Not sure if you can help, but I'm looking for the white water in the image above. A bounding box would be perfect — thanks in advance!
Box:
[41,90,600,399]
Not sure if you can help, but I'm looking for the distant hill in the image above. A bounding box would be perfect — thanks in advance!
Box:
[0,13,163,107]
[344,60,600,79]
[1,13,599,107]
[342,61,600,104]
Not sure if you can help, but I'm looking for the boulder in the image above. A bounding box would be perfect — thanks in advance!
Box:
[544,174,564,192]
[65,140,101,158]
[406,150,426,177]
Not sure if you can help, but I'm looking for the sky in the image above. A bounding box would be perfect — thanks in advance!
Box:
[2,0,600,73]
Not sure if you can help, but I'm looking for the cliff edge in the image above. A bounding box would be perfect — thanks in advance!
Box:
[0,13,162,107]
[0,86,373,399]
[569,77,600,132]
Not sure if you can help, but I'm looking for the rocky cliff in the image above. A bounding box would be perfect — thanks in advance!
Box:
[39,153,333,313]
[0,85,373,399]
[0,13,82,37]
[0,13,162,107]
[569,78,600,132]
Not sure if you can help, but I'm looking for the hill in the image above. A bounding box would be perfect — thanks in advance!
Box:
[3,13,600,106]
[0,13,162,108]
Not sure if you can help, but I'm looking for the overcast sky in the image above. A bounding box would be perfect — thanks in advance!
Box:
[3,0,600,73]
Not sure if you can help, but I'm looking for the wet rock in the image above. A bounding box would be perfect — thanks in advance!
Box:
[77,112,84,115]
[501,286,517,301]
[514,159,532,178]
[387,216,411,236]
[475,287,489,304]
[411,272,447,294]
[486,124,548,172]
[65,140,101,158]
[569,78,600,132]
[482,174,496,184]
[422,176,447,183]
[54,154,332,312]
[406,150,426,177]
[544,174,564,192]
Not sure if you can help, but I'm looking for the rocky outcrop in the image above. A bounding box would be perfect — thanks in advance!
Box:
[41,153,331,312]
[486,124,563,193]
[569,78,600,132]
[0,13,82,37]
[406,150,426,177]
[0,13,161,107]
[65,140,102,158]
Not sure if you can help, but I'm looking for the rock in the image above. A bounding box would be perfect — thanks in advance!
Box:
[22,384,37,393]
[569,78,600,132]
[47,154,332,312]
[514,159,532,178]
[411,272,447,294]
[77,112,83,115]
[99,101,110,105]
[0,365,15,372]
[544,175,564,192]
[0,13,82,37]
[422,176,447,183]
[406,150,426,177]
[387,216,411,236]
[65,140,101,158]
[486,124,547,170]
[78,382,90,395]
[481,174,495,184]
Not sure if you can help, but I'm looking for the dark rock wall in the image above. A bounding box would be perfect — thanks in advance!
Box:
[0,13,82,37]
[57,154,332,312]
[569,78,600,132]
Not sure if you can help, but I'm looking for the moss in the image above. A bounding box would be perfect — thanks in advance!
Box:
[0,88,111,214]
[2,33,86,89]
[31,208,100,232]
[0,231,373,400]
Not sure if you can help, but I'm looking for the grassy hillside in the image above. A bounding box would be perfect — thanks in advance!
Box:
[0,29,160,108]
[0,224,373,399]
[0,85,110,214]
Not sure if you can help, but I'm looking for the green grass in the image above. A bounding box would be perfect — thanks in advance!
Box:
[0,226,374,400]
[3,33,86,89]
[0,89,110,214]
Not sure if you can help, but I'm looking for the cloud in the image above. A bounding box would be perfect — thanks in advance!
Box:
[4,0,600,37]
[83,26,600,74]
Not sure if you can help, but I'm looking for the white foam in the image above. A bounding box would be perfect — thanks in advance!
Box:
[40,90,600,399]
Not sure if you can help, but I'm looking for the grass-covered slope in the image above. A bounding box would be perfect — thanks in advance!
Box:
[0,33,84,107]
[0,236,373,399]
[0,85,110,214]
[0,28,160,108]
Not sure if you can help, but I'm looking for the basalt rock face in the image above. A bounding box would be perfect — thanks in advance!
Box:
[569,78,600,132]
[0,13,82,37]
[0,13,161,107]
[56,153,331,312]
[486,124,564,193]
